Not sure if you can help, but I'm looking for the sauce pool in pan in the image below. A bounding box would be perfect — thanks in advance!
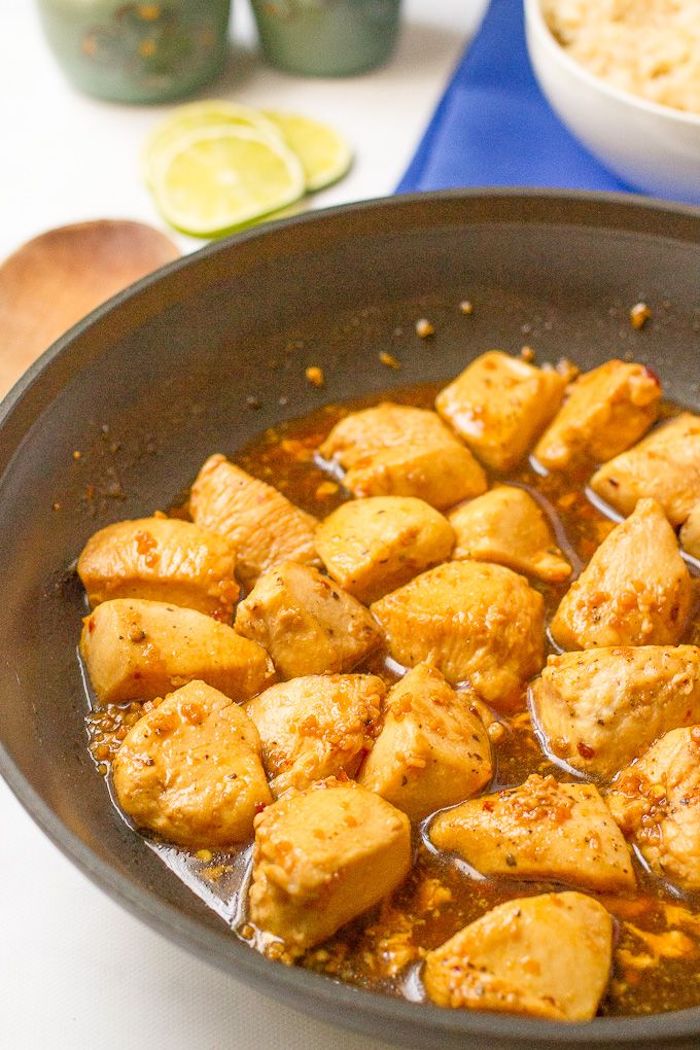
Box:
[85,381,700,1018]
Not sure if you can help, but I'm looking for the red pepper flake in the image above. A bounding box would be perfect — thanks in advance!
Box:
[577,741,595,759]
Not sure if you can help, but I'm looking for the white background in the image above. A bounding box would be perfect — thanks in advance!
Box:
[0,2,487,1048]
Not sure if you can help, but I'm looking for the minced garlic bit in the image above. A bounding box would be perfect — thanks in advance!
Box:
[195,848,213,862]
[487,722,506,743]
[415,318,435,339]
[520,345,536,362]
[315,480,339,498]
[379,351,401,369]
[459,300,474,315]
[630,302,653,330]
[72,450,82,460]
[305,365,325,388]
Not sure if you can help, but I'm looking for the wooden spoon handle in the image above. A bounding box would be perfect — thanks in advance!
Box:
[0,220,179,397]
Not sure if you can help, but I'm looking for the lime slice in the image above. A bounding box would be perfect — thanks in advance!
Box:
[149,124,306,237]
[143,101,283,187]
[262,110,353,191]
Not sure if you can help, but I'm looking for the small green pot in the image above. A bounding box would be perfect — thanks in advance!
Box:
[250,0,402,77]
[36,1,232,104]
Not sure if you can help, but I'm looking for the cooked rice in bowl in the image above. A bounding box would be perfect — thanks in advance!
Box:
[542,0,700,115]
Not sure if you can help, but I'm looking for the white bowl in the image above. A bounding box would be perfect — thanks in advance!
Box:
[524,0,700,204]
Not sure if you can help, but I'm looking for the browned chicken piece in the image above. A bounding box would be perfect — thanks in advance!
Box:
[315,496,455,605]
[681,502,700,559]
[423,892,613,1021]
[370,561,544,711]
[449,486,571,582]
[608,727,700,892]
[530,646,700,779]
[235,561,381,678]
[112,680,271,848]
[590,413,700,526]
[80,598,275,704]
[77,515,239,618]
[430,774,635,893]
[534,359,661,471]
[245,674,385,797]
[248,779,411,953]
[358,665,492,821]
[319,402,487,510]
[435,350,567,472]
[550,498,691,650]
[189,454,317,587]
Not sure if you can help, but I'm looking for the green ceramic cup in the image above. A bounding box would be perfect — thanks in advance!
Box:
[250,0,402,77]
[36,0,232,104]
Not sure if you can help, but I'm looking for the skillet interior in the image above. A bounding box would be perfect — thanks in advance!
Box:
[1,190,700,1050]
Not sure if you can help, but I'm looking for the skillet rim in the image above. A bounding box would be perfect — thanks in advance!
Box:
[2,188,700,1048]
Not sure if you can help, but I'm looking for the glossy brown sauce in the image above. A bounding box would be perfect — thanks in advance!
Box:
[87,382,700,1018]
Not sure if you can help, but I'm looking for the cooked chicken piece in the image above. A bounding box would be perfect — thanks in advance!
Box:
[315,496,455,605]
[449,486,571,582]
[248,779,411,953]
[370,561,544,711]
[189,454,317,587]
[430,774,635,893]
[80,598,275,704]
[590,413,700,527]
[321,402,458,469]
[77,515,239,618]
[681,502,700,559]
[319,402,487,510]
[608,727,700,892]
[530,646,700,779]
[358,665,492,821]
[550,498,691,650]
[245,674,385,797]
[534,360,661,471]
[435,351,567,472]
[112,680,271,848]
[235,561,381,678]
[423,892,613,1021]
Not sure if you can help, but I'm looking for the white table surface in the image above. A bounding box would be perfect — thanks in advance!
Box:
[0,2,487,1048]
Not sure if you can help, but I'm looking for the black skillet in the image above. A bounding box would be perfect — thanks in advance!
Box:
[1,190,700,1050]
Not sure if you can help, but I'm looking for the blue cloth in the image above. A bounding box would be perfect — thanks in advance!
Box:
[397,0,633,194]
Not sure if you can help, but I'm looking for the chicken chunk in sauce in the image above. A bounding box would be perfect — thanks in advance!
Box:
[423,892,614,1021]
[358,665,492,821]
[430,774,635,893]
[608,727,700,893]
[371,561,544,710]
[80,598,275,704]
[112,680,271,848]
[235,561,381,679]
[189,454,318,587]
[550,498,691,650]
[244,674,385,798]
[315,496,455,604]
[681,502,700,560]
[530,646,700,779]
[77,515,239,617]
[248,779,411,954]
[534,360,661,471]
[448,485,571,582]
[319,402,487,510]
[590,413,700,527]
[435,350,567,472]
